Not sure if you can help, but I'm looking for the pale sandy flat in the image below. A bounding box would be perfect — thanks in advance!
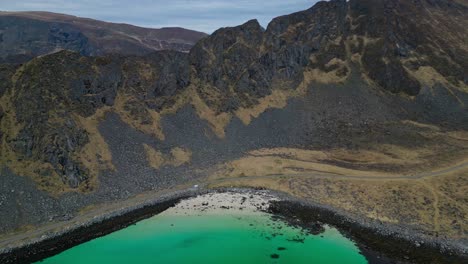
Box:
[162,191,279,216]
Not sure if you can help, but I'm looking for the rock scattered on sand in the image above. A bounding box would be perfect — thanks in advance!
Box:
[164,191,278,216]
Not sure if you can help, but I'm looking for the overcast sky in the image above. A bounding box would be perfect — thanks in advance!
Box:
[0,0,319,33]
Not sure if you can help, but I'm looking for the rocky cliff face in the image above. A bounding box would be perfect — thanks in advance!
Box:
[190,0,467,108]
[0,0,467,237]
[0,11,207,63]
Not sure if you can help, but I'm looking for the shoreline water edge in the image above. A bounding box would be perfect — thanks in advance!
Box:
[0,188,466,264]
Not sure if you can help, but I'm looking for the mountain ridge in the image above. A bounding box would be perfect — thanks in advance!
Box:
[0,11,208,63]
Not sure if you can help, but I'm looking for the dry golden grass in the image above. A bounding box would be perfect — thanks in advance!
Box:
[205,126,468,239]
[10,62,29,85]
[411,66,448,87]
[143,144,165,169]
[424,171,468,236]
[113,92,165,140]
[208,143,453,182]
[283,21,306,36]
[399,57,468,103]
[346,35,381,49]
[331,147,418,165]
[235,89,290,125]
[249,148,328,160]
[2,108,117,195]
[74,107,116,192]
[234,63,349,126]
[207,167,468,239]
[447,131,468,141]
[9,161,72,195]
[0,85,117,194]
[0,89,73,195]
[114,85,231,139]
[111,53,352,140]
[137,62,155,81]
[410,65,467,99]
[143,144,192,169]
[309,68,347,84]
[188,89,231,138]
[207,152,394,182]
[401,120,441,131]
[208,176,292,193]
[0,92,23,142]
[169,147,192,166]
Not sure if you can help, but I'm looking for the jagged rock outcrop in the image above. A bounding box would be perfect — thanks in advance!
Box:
[191,0,467,105]
[0,0,466,191]
[1,0,466,190]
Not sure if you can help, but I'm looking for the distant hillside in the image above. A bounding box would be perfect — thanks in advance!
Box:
[0,11,208,63]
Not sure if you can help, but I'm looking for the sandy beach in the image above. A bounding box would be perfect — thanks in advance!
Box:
[164,191,278,216]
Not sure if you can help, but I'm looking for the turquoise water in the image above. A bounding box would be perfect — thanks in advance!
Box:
[38,210,367,264]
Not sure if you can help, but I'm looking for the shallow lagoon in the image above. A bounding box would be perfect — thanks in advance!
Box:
[38,193,367,264]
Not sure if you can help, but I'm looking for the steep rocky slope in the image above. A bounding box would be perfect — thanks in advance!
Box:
[0,0,467,245]
[0,11,207,63]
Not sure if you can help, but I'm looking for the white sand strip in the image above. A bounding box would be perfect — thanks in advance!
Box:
[162,191,279,216]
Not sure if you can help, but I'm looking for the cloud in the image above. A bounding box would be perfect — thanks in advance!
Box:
[0,0,318,33]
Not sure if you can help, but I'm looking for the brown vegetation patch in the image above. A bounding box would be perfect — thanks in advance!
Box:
[0,90,73,195]
[74,107,116,192]
[235,89,290,125]
[113,93,165,140]
[209,144,452,182]
[143,144,192,169]
[113,55,351,139]
[188,89,231,138]
[143,144,165,169]
[233,64,346,126]
[136,62,155,81]
[407,65,467,102]
[207,167,468,239]
[306,58,349,84]
[205,127,468,239]
[208,148,401,182]
[169,147,192,166]
[0,88,115,194]
[114,85,231,139]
